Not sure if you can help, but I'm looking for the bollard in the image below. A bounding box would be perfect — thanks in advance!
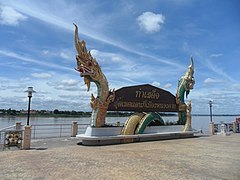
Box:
[23,125,32,150]
[71,121,78,137]
[16,122,22,130]
[209,122,215,135]
[220,123,228,136]
[232,122,237,133]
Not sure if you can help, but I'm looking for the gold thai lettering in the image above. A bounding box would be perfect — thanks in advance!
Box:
[135,89,160,99]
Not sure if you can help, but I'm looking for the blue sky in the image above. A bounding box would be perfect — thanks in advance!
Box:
[0,0,239,114]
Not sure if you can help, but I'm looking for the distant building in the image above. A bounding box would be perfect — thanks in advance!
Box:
[20,110,37,114]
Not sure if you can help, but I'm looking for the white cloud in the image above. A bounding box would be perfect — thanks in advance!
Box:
[0,50,73,72]
[0,6,27,25]
[31,73,52,78]
[90,49,123,63]
[232,84,240,90]
[206,59,234,82]
[203,78,221,84]
[42,49,72,60]
[137,12,165,33]
[152,81,160,87]
[60,52,71,60]
[46,77,81,92]
[210,54,223,58]
[20,77,30,81]
[61,79,78,86]
[163,83,172,89]
[42,50,49,55]
[111,56,122,62]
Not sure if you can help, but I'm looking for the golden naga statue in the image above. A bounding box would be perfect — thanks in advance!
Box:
[183,100,192,131]
[74,24,115,127]
[176,57,195,125]
[74,24,195,133]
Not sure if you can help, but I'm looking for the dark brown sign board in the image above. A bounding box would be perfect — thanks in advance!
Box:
[108,84,178,112]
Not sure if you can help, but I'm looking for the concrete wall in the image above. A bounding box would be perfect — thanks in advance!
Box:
[77,125,185,138]
[144,125,184,134]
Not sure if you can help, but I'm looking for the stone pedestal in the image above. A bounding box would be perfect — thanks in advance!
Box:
[221,123,226,135]
[71,121,78,137]
[23,126,32,150]
[232,122,237,133]
[209,122,215,135]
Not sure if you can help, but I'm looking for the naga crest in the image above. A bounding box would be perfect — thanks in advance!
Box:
[183,57,195,97]
[176,57,195,109]
[74,24,102,91]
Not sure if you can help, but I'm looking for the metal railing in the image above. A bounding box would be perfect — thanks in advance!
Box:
[0,125,18,132]
[31,124,70,139]
[31,123,89,139]
[1,123,89,142]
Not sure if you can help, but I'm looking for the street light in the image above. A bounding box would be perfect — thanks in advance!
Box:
[24,87,36,125]
[208,100,213,123]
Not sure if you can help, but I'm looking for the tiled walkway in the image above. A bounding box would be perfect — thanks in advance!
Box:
[0,134,239,179]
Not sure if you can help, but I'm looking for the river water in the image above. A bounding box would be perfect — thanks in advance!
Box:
[0,115,238,133]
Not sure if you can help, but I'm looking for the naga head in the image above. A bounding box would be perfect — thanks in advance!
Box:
[184,57,195,96]
[74,24,102,91]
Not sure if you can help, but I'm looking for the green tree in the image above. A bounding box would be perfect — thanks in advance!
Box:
[53,109,59,114]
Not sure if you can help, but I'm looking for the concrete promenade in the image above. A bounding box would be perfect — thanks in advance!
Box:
[0,134,239,180]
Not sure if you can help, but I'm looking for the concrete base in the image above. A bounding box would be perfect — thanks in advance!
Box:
[80,131,195,146]
[76,126,196,146]
[76,125,184,138]
[143,125,183,133]
[79,126,122,137]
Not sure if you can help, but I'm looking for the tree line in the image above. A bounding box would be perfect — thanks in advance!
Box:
[0,108,133,117]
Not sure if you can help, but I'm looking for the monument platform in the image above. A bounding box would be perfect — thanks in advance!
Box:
[76,126,198,146]
[78,131,196,146]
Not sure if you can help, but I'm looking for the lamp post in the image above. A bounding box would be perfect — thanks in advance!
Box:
[24,87,36,125]
[208,100,213,123]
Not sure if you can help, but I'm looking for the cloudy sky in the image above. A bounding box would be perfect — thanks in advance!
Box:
[0,0,239,114]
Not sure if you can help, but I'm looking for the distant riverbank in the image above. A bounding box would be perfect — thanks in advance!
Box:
[1,114,239,118]
[0,113,131,118]
[0,109,178,118]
